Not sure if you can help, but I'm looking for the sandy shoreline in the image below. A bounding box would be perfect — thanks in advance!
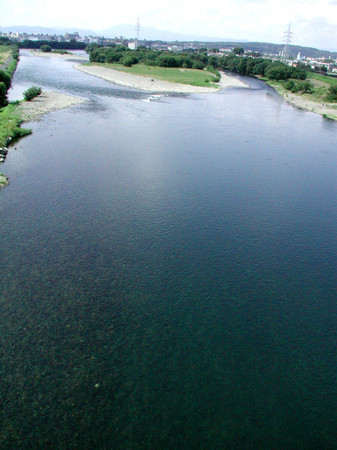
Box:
[17,91,86,121]
[281,91,337,119]
[267,81,337,119]
[74,64,249,93]
[31,50,88,61]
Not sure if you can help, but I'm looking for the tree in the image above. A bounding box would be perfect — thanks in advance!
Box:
[40,45,51,52]
[0,82,7,107]
[157,54,178,68]
[326,85,337,101]
[192,60,205,70]
[233,47,244,55]
[0,70,11,90]
[265,64,291,80]
[122,55,138,67]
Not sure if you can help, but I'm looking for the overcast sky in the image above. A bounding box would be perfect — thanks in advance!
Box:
[1,0,337,50]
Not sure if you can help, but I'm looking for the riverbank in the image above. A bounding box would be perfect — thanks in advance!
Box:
[0,91,86,188]
[75,64,248,93]
[31,50,88,61]
[17,90,86,121]
[266,79,337,120]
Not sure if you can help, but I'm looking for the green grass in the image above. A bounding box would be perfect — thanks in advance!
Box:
[0,103,31,147]
[308,72,337,86]
[0,46,12,65]
[86,62,220,88]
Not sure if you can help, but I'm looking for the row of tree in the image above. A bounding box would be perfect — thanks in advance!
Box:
[88,45,215,70]
[217,55,307,80]
[88,45,307,82]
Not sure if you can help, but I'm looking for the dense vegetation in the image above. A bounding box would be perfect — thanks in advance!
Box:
[88,45,307,85]
[18,40,87,50]
[184,41,337,59]
[0,45,31,164]
[0,103,31,147]
[23,86,42,101]
[0,45,20,107]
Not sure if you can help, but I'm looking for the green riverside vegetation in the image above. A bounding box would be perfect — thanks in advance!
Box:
[0,103,31,147]
[23,86,42,101]
[87,45,309,88]
[0,45,33,186]
[86,62,220,87]
[87,45,337,119]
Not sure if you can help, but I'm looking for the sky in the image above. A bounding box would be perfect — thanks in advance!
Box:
[1,0,337,50]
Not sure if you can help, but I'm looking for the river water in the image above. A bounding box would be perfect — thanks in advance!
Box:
[1,51,337,448]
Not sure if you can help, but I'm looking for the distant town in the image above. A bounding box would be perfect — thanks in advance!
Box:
[1,29,336,74]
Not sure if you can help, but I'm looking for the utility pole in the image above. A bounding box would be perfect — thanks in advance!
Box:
[282,23,293,62]
[135,17,140,50]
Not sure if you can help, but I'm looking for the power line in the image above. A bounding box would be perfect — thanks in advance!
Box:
[135,18,140,50]
[282,23,293,62]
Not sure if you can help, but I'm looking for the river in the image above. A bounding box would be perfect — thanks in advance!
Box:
[1,51,337,448]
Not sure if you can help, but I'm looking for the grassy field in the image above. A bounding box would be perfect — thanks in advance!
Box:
[87,63,219,87]
[308,72,337,86]
[0,46,12,66]
[0,104,31,147]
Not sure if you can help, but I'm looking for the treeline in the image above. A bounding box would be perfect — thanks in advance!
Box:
[218,55,307,80]
[0,45,20,107]
[89,45,215,70]
[17,40,86,50]
[88,45,307,82]
[188,41,337,59]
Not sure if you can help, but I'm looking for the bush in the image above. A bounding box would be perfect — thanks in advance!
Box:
[122,55,138,67]
[325,85,337,102]
[285,80,295,91]
[23,86,42,101]
[265,64,291,80]
[0,70,12,90]
[40,45,51,52]
[0,82,7,107]
[192,61,205,70]
[297,81,313,94]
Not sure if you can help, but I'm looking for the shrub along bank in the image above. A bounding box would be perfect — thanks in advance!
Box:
[0,46,34,186]
[0,44,20,107]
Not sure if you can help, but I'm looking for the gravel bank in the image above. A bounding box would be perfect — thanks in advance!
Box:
[74,64,219,93]
[75,64,248,93]
[17,91,86,121]
[31,50,88,61]
[281,91,337,119]
[218,71,249,89]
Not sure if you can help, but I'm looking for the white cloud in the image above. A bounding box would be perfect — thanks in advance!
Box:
[1,0,336,49]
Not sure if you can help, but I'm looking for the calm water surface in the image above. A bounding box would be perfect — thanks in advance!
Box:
[1,52,337,448]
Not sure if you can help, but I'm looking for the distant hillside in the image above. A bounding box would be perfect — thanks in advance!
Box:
[1,25,336,58]
[0,24,240,43]
[205,41,337,59]
[0,25,96,37]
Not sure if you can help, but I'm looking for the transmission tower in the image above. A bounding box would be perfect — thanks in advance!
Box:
[282,23,293,62]
[135,17,140,50]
